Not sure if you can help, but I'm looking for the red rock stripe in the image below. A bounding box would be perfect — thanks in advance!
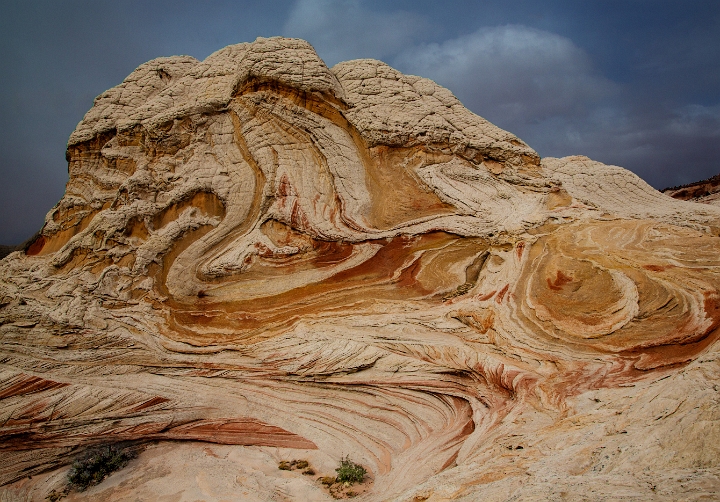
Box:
[131,396,171,412]
[0,375,69,400]
[163,419,317,449]
[476,290,497,301]
[495,284,510,304]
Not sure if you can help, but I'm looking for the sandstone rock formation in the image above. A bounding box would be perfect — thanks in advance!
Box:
[1,37,720,501]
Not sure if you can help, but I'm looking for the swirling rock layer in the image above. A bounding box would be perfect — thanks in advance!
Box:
[2,37,720,501]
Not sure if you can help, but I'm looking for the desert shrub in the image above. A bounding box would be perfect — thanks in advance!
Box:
[335,456,366,484]
[45,488,69,502]
[278,459,312,472]
[67,443,138,491]
[319,476,336,486]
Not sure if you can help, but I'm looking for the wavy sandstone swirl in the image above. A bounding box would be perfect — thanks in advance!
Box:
[2,37,720,500]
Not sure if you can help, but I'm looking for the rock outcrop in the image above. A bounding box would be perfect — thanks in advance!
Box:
[1,37,720,501]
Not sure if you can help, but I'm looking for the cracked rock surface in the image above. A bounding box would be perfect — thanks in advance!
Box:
[1,37,720,501]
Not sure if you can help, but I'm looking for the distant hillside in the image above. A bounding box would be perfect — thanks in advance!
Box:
[663,173,720,206]
[0,245,17,260]
[0,231,41,260]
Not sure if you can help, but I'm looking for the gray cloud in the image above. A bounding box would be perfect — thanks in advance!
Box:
[394,24,617,127]
[283,0,427,66]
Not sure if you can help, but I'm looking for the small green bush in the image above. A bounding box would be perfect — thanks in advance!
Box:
[335,456,366,484]
[67,443,138,491]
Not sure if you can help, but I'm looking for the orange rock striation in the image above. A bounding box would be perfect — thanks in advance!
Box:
[1,37,720,500]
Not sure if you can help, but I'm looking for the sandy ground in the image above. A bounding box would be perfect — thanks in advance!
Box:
[0,442,356,502]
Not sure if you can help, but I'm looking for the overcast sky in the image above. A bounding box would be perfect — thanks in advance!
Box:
[1,0,719,244]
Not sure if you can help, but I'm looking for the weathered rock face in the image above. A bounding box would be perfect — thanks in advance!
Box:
[2,37,720,500]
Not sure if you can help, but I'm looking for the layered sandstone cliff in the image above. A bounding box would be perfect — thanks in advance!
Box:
[1,37,720,501]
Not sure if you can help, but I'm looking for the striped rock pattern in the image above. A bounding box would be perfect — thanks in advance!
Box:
[1,38,720,501]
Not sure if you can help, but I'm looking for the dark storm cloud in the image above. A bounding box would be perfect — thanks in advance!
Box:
[2,0,719,244]
[284,0,428,65]
[394,25,617,126]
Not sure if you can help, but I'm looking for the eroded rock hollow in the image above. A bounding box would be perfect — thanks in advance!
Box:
[2,37,720,500]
